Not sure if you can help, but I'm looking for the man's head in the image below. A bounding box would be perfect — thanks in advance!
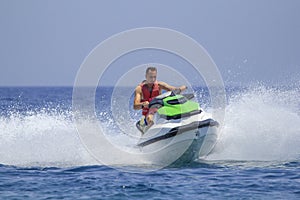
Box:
[145,67,157,84]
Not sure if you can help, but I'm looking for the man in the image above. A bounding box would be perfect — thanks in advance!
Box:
[134,67,187,127]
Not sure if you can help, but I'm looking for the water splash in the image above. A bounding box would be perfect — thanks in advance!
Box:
[1,85,300,168]
[209,84,300,161]
[0,109,97,168]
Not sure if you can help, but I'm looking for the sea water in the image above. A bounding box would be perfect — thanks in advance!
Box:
[0,86,300,199]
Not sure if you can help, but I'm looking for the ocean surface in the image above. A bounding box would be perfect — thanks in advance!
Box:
[0,86,300,199]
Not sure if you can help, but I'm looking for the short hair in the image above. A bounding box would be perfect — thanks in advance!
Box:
[146,67,157,74]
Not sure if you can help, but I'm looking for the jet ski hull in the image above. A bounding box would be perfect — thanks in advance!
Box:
[137,117,219,167]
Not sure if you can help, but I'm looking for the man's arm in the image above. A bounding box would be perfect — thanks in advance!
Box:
[133,86,149,110]
[158,81,187,92]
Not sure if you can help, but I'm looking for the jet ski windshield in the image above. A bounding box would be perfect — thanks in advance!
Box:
[154,91,173,100]
[148,91,173,109]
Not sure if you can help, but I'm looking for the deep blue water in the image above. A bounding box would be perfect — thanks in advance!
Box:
[0,87,300,199]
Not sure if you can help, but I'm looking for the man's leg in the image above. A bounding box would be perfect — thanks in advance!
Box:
[146,107,158,126]
[146,114,154,126]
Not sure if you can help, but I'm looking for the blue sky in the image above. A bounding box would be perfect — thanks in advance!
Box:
[0,0,299,86]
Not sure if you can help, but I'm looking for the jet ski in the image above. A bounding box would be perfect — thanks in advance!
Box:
[136,90,219,167]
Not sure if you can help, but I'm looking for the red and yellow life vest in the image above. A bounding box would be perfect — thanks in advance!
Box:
[140,81,160,116]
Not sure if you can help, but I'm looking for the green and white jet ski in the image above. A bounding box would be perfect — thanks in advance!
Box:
[136,90,219,166]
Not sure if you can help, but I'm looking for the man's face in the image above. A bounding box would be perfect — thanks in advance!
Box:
[146,70,157,84]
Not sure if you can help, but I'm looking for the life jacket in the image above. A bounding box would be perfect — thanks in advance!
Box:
[140,81,160,116]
